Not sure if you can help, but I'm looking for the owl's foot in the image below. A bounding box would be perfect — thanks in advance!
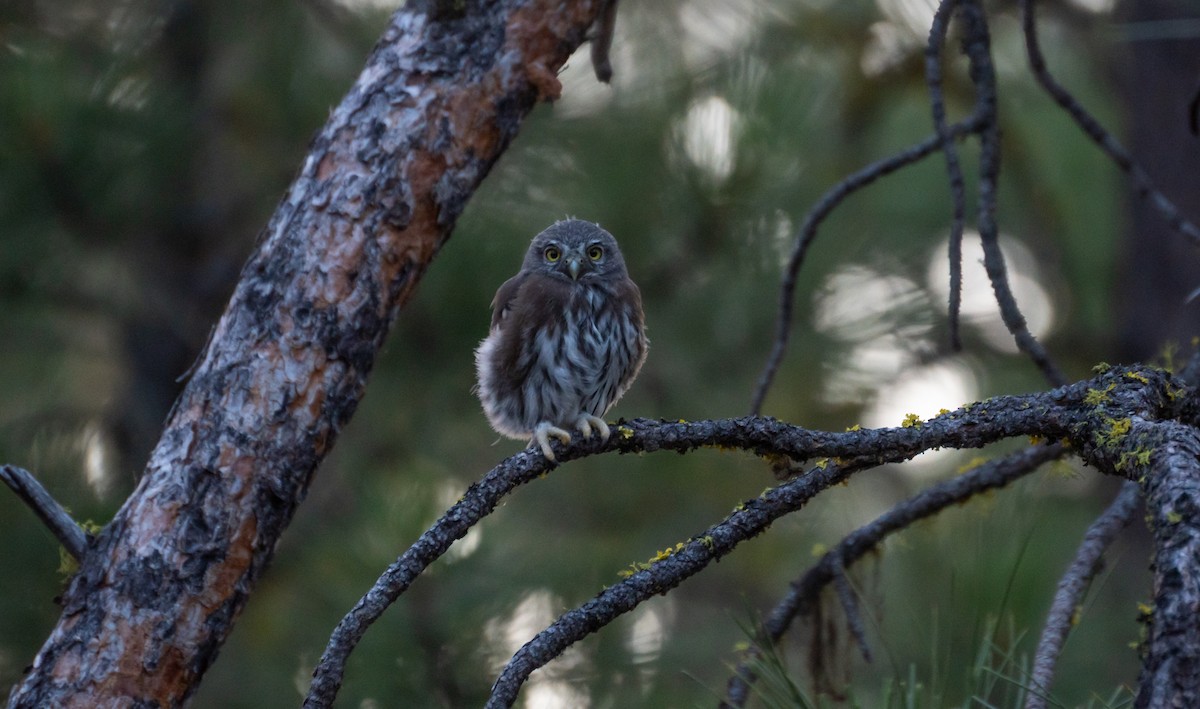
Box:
[573,414,610,442]
[532,422,573,462]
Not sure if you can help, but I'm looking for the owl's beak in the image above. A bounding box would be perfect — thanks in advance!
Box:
[567,257,582,281]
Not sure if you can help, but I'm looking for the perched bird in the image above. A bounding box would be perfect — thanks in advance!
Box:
[474,219,648,461]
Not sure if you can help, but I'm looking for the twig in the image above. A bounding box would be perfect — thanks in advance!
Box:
[925,0,968,351]
[1020,0,1200,244]
[749,114,986,415]
[960,0,1067,387]
[721,443,1064,707]
[590,0,618,83]
[831,555,872,663]
[1025,480,1139,709]
[0,464,89,562]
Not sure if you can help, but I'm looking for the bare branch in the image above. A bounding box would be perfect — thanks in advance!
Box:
[0,464,89,562]
[960,0,1067,387]
[1020,0,1200,245]
[722,443,1064,708]
[1026,480,1140,709]
[830,555,872,663]
[749,114,986,415]
[925,0,968,351]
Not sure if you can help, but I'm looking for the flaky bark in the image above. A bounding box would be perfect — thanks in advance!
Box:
[6,2,604,706]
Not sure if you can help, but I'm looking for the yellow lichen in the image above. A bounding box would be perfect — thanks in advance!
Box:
[901,413,922,429]
[1084,383,1117,406]
[1097,417,1132,448]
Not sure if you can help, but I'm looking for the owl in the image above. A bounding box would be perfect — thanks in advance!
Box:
[474,219,648,461]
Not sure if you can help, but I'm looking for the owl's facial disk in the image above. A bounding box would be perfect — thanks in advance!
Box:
[542,241,605,282]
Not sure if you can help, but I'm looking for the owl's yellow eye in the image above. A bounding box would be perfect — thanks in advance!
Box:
[544,246,561,262]
[587,245,604,261]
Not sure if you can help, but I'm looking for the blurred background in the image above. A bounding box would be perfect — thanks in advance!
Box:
[2,0,1199,706]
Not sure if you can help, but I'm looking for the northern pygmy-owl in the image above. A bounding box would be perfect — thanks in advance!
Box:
[474,219,648,461]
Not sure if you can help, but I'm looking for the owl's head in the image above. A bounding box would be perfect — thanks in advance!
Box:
[522,219,629,284]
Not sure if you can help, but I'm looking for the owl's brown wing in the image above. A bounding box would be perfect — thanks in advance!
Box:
[489,271,530,330]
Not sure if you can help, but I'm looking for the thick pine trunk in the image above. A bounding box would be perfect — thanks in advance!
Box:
[6,2,602,706]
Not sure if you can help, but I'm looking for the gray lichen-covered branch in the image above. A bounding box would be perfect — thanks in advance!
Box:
[304,364,1200,707]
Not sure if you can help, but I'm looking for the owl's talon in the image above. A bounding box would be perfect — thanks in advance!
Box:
[533,422,573,461]
[574,414,610,442]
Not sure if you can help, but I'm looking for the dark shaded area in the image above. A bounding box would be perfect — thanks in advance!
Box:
[1116,0,1200,359]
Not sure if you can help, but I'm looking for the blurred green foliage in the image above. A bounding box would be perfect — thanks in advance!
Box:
[0,0,1151,706]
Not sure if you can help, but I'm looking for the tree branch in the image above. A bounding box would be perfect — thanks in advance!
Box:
[482,363,1183,705]
[1026,480,1140,709]
[485,454,870,709]
[721,443,1065,708]
[830,554,873,663]
[310,373,1099,707]
[309,360,1194,706]
[0,465,89,562]
[925,0,969,351]
[960,0,1067,387]
[1134,420,1200,707]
